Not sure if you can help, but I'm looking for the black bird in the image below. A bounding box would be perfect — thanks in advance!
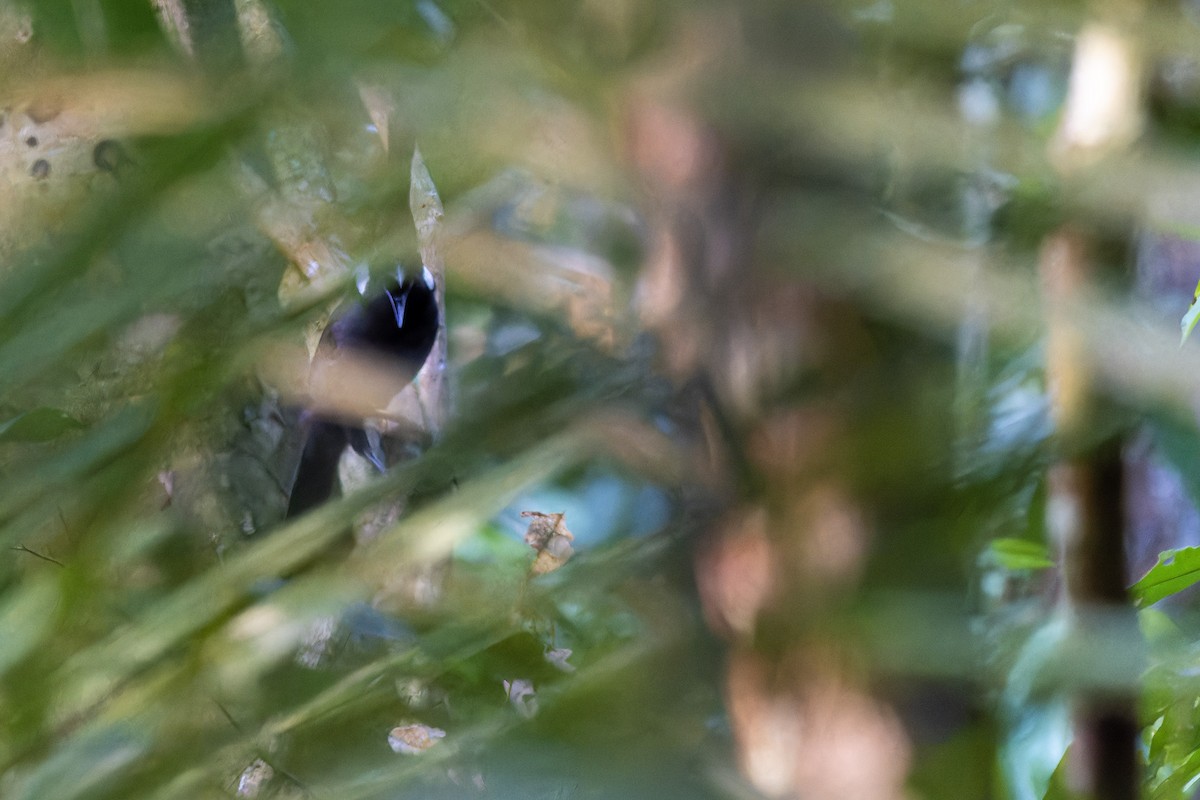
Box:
[286,267,439,518]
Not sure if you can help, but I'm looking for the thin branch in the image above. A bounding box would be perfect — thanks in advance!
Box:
[11,544,64,567]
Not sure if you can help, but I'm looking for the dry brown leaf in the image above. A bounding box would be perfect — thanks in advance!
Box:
[388,722,446,755]
[357,84,394,154]
[521,511,575,574]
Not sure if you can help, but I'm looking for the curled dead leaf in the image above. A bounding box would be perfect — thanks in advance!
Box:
[521,511,575,574]
[503,678,538,719]
[545,647,576,673]
[357,83,394,153]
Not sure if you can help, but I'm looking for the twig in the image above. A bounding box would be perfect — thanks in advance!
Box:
[11,544,64,567]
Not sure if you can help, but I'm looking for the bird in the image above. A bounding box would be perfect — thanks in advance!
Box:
[285,266,439,518]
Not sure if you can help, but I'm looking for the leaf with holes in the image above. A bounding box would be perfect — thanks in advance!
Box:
[1131,547,1200,607]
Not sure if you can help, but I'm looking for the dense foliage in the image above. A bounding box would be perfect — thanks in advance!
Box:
[3,2,1200,800]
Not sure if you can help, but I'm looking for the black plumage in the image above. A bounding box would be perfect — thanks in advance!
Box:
[285,269,439,518]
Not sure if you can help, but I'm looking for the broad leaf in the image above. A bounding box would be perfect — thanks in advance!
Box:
[1132,547,1200,607]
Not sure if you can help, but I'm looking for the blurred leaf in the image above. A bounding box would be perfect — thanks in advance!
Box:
[0,407,84,442]
[4,1,1198,798]
[908,724,995,800]
[0,404,154,538]
[1181,279,1200,346]
[0,575,59,675]
[988,538,1055,570]
[12,725,148,800]
[1139,608,1183,646]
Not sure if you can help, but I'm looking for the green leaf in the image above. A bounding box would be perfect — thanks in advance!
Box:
[1182,278,1200,346]
[1150,743,1200,800]
[1041,745,1072,800]
[1131,547,1200,607]
[0,408,85,443]
[0,576,60,676]
[988,538,1055,570]
[13,725,147,800]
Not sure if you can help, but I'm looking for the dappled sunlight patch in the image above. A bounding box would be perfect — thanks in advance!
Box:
[235,758,274,798]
